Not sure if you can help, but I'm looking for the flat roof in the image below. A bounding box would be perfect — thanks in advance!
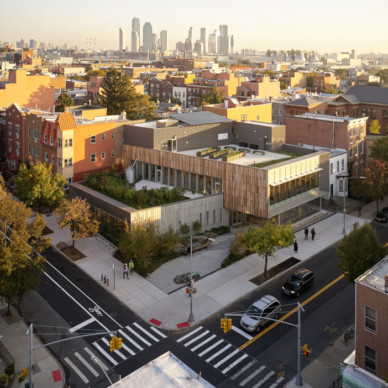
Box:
[298,113,365,123]
[356,255,388,293]
[170,111,232,125]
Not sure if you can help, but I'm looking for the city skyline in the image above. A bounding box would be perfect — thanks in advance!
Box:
[1,0,387,53]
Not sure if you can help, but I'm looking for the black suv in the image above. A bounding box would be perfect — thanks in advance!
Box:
[282,268,314,297]
[375,207,388,223]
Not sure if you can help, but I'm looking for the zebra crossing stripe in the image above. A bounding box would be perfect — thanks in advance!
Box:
[240,366,265,386]
[65,357,89,384]
[120,328,145,351]
[231,360,256,380]
[198,339,224,357]
[231,325,253,340]
[206,344,231,363]
[92,342,118,366]
[191,334,216,352]
[102,338,126,360]
[268,376,285,388]
[125,326,149,347]
[214,348,240,368]
[83,347,109,371]
[221,354,248,375]
[74,352,99,377]
[133,322,160,342]
[117,337,136,356]
[150,326,167,338]
[252,370,275,388]
[177,326,203,342]
[184,330,209,347]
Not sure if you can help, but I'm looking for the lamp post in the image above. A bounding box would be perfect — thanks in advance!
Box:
[189,235,194,322]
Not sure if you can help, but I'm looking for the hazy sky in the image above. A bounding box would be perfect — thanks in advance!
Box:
[2,0,387,53]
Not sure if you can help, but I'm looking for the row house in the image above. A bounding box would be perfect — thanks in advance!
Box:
[308,73,340,93]
[148,78,173,103]
[278,71,307,88]
[236,77,281,100]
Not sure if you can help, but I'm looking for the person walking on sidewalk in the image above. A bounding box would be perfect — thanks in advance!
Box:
[304,227,309,240]
[358,206,362,217]
[311,228,316,241]
[294,240,298,253]
[123,263,129,279]
[129,260,134,275]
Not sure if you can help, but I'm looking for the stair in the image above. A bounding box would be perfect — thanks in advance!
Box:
[331,196,363,212]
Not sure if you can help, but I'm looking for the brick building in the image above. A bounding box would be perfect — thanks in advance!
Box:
[148,78,173,102]
[308,73,340,92]
[285,97,329,116]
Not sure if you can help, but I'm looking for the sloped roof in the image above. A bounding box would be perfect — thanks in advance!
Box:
[56,112,77,130]
[344,86,388,104]
[287,97,323,107]
[170,111,232,125]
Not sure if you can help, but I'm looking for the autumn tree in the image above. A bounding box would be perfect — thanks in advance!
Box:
[55,197,100,250]
[337,223,387,282]
[200,88,225,105]
[369,120,381,134]
[56,92,73,112]
[369,136,388,162]
[14,161,66,213]
[0,177,50,316]
[245,222,294,278]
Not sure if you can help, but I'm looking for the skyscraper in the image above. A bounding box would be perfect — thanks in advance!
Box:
[208,31,216,54]
[230,35,234,55]
[131,17,140,52]
[200,28,207,54]
[142,22,153,53]
[119,28,126,51]
[160,30,169,52]
[219,24,229,55]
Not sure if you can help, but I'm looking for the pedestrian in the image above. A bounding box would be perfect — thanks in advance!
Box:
[123,263,129,279]
[129,260,134,275]
[311,228,316,241]
[294,240,298,253]
[358,206,362,217]
[304,227,309,240]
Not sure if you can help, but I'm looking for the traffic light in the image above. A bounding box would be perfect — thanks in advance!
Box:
[18,368,28,383]
[109,336,116,352]
[301,344,311,357]
[220,318,227,333]
[226,318,232,332]
[115,336,123,350]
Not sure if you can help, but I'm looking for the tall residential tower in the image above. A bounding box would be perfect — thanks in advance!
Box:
[119,28,126,51]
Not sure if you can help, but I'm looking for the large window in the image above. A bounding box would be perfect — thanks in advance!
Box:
[365,306,376,333]
[64,139,73,147]
[33,129,39,140]
[91,135,96,144]
[364,346,376,373]
[64,158,72,167]
[90,153,96,163]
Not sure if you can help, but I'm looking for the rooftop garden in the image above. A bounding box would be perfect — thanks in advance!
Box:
[251,150,304,168]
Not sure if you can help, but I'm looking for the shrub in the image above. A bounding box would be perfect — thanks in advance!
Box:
[192,220,202,234]
[5,363,14,376]
[210,226,230,235]
[180,223,190,236]
[222,232,249,268]
[0,374,8,384]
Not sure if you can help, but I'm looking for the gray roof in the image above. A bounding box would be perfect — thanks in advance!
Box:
[344,86,388,104]
[287,97,323,107]
[170,111,232,125]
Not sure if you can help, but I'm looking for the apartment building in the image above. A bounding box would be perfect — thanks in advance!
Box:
[236,77,281,99]
[279,71,307,88]
[285,97,329,116]
[308,73,340,93]
[148,78,173,102]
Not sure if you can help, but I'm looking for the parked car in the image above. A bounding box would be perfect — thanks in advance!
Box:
[282,268,314,297]
[375,207,388,223]
[240,295,281,333]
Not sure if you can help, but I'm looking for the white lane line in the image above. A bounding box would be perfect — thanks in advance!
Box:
[206,344,231,363]
[120,329,144,351]
[252,371,275,388]
[64,357,89,384]
[221,354,248,374]
[191,334,216,352]
[83,347,109,371]
[45,258,123,328]
[42,270,110,332]
[150,326,167,338]
[231,360,256,380]
[119,341,136,356]
[102,338,126,360]
[268,376,285,388]
[198,339,224,357]
[231,325,253,340]
[126,326,149,347]
[74,352,99,377]
[133,323,160,342]
[184,330,209,347]
[69,317,96,333]
[92,343,118,366]
[240,366,265,386]
[176,326,203,342]
[214,348,240,368]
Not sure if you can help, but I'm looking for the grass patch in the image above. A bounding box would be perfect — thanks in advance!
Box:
[251,151,305,168]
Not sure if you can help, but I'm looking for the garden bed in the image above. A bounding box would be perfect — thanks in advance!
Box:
[60,246,86,261]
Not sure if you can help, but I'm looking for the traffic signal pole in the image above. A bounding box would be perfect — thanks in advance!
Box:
[296,302,302,387]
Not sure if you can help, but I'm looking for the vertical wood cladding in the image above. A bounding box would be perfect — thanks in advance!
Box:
[122,145,268,218]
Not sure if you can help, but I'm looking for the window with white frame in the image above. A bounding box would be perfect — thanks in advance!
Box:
[16,142,20,156]
[101,133,106,141]
[51,155,55,164]
[101,152,105,159]
[338,179,344,192]
[8,123,12,136]
[64,158,72,167]
[15,125,20,138]
[33,146,39,157]
[33,129,39,140]
[349,127,353,137]
[50,136,54,146]
[58,138,62,148]
[90,153,96,162]
[58,158,62,167]
[65,177,72,189]
[336,161,339,173]
[44,134,48,143]
[90,135,96,144]
[364,346,376,373]
[365,305,376,332]
[64,139,73,147]
[111,150,115,157]
[45,152,49,162]
[8,141,12,153]
[341,159,344,171]
[111,132,115,139]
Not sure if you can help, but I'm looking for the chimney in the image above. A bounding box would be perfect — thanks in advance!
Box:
[385,274,388,293]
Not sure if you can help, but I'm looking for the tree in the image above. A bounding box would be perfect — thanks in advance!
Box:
[170,97,182,106]
[334,69,349,80]
[56,92,73,112]
[337,223,387,282]
[370,136,388,162]
[280,81,288,90]
[14,161,66,213]
[350,160,388,212]
[368,120,381,134]
[126,94,156,121]
[55,197,100,249]
[0,178,50,316]
[245,222,294,278]
[322,86,339,94]
[200,88,224,105]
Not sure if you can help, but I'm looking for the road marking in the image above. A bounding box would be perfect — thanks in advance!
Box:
[231,325,253,340]
[150,326,167,338]
[231,360,256,380]
[198,339,224,357]
[74,352,99,377]
[83,347,109,371]
[121,328,145,351]
[221,354,248,374]
[214,348,240,368]
[102,338,126,360]
[184,330,209,347]
[92,342,118,366]
[268,376,285,388]
[68,317,96,333]
[239,274,346,350]
[64,357,89,384]
[191,334,216,351]
[177,326,203,342]
[126,326,150,347]
[252,370,275,387]
[133,322,160,342]
[206,344,231,363]
[240,365,265,386]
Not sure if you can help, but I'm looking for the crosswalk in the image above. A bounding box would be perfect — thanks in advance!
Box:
[65,321,166,385]
[176,326,286,388]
